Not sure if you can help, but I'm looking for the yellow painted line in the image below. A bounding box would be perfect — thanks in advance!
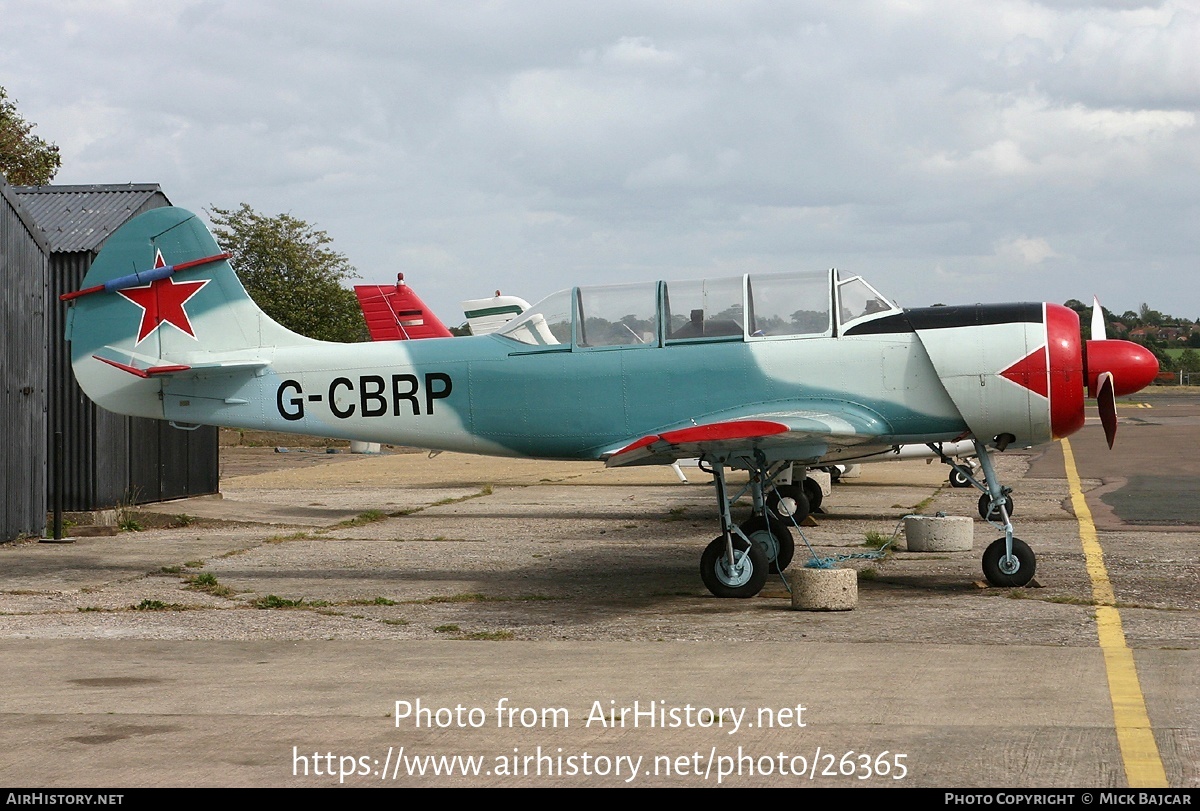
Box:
[1061,438,1168,787]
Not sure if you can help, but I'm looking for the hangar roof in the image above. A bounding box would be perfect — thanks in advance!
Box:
[13,183,171,253]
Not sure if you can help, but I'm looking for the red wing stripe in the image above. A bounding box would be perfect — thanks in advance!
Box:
[610,420,790,458]
[659,420,789,444]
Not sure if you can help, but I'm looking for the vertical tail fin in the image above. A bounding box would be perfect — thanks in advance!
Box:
[354,274,453,341]
[65,206,312,418]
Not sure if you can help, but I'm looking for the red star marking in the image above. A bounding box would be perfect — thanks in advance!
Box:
[998,346,1049,399]
[118,252,209,343]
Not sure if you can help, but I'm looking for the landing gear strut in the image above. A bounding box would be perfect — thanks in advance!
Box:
[932,441,1036,587]
[697,457,793,598]
[971,440,1035,587]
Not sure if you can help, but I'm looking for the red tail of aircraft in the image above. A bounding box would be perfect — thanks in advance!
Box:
[353,274,453,341]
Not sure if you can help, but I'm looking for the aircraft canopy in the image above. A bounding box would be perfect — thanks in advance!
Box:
[498,269,898,348]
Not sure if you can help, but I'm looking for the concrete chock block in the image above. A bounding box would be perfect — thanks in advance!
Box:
[904,515,973,552]
[350,441,382,454]
[790,567,857,611]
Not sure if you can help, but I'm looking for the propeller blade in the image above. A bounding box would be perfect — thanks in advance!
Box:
[1096,371,1117,448]
[1091,296,1107,341]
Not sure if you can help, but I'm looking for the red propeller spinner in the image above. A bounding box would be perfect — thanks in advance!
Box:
[1044,302,1158,448]
[1084,297,1159,448]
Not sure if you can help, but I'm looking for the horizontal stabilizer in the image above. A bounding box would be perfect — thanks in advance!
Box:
[91,346,268,379]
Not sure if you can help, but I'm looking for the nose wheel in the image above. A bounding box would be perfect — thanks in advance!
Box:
[982,538,1035,587]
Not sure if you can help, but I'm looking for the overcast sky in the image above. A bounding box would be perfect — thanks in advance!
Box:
[3,0,1198,322]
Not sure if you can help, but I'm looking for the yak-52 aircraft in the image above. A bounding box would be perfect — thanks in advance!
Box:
[63,207,1158,598]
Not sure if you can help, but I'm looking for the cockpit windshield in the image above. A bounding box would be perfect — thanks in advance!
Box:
[837,276,898,327]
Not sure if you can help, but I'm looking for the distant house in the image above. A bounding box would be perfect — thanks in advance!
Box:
[14,184,219,511]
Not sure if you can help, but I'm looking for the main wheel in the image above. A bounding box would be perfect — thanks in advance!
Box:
[700,536,769,598]
[978,492,1015,521]
[739,515,795,573]
[767,484,810,524]
[982,538,1036,587]
[802,477,824,512]
[949,468,972,488]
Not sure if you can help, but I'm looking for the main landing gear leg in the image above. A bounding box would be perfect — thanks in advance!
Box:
[699,461,768,598]
[744,459,796,573]
[972,440,1036,588]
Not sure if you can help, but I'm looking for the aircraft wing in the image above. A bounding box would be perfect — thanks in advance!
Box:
[603,404,892,468]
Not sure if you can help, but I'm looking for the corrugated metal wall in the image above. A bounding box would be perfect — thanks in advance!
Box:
[46,251,129,510]
[38,190,219,511]
[1,183,49,540]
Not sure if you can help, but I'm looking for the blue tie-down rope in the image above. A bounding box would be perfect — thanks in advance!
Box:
[790,513,933,569]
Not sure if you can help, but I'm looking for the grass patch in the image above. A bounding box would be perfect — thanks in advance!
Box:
[252,594,306,609]
[379,618,409,626]
[184,560,205,568]
[132,599,186,611]
[334,510,389,529]
[434,624,461,633]
[160,565,182,574]
[665,507,687,521]
[184,572,234,598]
[407,484,497,514]
[118,516,143,532]
[411,592,498,604]
[76,606,105,612]
[345,596,397,606]
[173,514,195,527]
[858,568,878,581]
[459,630,515,641]
[862,531,891,549]
[265,532,313,543]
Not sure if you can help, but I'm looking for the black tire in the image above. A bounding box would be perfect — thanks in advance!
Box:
[949,468,972,488]
[801,477,824,512]
[978,492,1015,521]
[739,515,795,573]
[982,538,1036,587]
[700,535,769,598]
[767,484,810,524]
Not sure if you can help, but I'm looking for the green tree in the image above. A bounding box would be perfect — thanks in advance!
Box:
[1179,349,1200,374]
[208,204,368,342]
[0,87,61,185]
